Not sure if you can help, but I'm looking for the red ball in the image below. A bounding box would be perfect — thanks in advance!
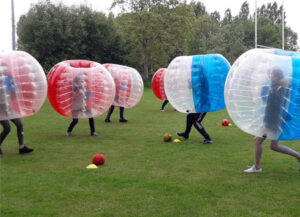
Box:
[92,154,105,165]
[222,119,229,126]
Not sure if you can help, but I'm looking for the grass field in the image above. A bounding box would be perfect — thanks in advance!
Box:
[1,87,300,217]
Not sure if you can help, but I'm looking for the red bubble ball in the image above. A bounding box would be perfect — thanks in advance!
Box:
[47,60,115,119]
[151,68,167,100]
[222,119,230,126]
[92,154,105,165]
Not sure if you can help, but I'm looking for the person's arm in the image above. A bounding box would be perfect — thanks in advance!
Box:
[73,85,85,97]
[277,77,289,92]
[5,76,19,98]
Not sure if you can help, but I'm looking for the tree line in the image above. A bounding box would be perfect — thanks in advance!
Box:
[17,0,298,80]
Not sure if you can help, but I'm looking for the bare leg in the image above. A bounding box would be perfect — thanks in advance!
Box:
[254,137,264,169]
[270,140,300,159]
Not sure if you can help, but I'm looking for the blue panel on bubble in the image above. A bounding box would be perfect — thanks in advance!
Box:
[191,55,230,113]
[278,56,300,140]
[191,56,210,112]
[274,49,300,57]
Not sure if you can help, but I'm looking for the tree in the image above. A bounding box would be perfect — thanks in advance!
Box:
[112,0,195,79]
[189,0,206,18]
[222,8,232,26]
[188,15,220,55]
[210,11,220,23]
[285,26,298,51]
[258,2,283,24]
[17,0,127,71]
[255,2,298,50]
[239,1,249,19]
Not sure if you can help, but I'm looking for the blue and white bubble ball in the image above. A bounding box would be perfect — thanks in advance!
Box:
[165,54,231,113]
[225,49,300,140]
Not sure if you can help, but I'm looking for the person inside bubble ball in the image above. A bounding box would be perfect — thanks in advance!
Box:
[244,66,300,173]
[177,64,213,144]
[177,112,213,145]
[66,73,99,136]
[105,78,128,123]
[0,66,34,155]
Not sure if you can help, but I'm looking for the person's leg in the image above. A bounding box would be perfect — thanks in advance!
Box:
[270,140,300,159]
[0,120,11,153]
[160,100,169,111]
[10,118,34,154]
[254,137,264,169]
[244,136,264,173]
[67,118,79,136]
[177,113,196,139]
[89,118,99,136]
[119,107,128,122]
[10,119,24,146]
[193,113,212,143]
[105,105,114,122]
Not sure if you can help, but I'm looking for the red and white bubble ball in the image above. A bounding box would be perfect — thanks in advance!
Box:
[47,60,115,118]
[0,51,47,121]
[104,64,144,108]
[151,68,167,100]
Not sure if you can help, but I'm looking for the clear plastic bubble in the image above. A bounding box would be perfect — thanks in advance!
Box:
[225,48,300,140]
[104,64,144,108]
[0,51,47,120]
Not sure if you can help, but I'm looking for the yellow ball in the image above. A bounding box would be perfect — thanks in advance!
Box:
[163,133,172,142]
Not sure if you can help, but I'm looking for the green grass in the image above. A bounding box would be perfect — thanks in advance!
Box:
[1,88,300,217]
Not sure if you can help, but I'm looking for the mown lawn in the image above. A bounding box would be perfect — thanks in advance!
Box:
[1,87,299,217]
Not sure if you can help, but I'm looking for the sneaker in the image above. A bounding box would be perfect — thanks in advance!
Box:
[243,165,262,173]
[177,132,189,140]
[66,132,72,137]
[203,139,213,144]
[19,146,34,154]
[160,109,165,112]
[105,119,111,123]
[120,118,128,123]
[91,132,99,136]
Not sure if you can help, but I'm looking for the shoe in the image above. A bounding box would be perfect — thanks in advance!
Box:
[66,132,72,137]
[19,146,34,154]
[243,165,262,173]
[91,132,99,136]
[120,118,128,123]
[160,109,165,112]
[105,119,111,123]
[203,139,213,144]
[177,132,189,140]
